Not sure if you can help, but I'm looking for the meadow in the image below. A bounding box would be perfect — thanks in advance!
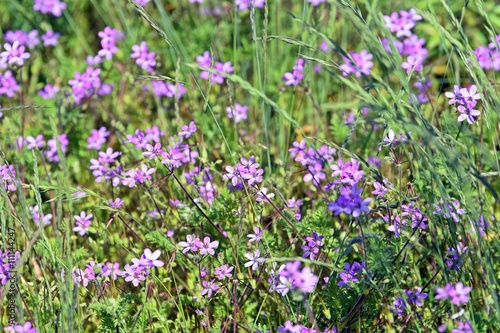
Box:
[0,0,499,332]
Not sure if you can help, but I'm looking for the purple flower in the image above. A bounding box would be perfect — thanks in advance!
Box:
[372,179,392,197]
[178,234,203,254]
[25,134,45,149]
[142,249,164,268]
[401,55,424,73]
[328,185,371,217]
[86,55,102,66]
[278,261,319,294]
[135,0,151,6]
[97,27,122,60]
[142,143,164,160]
[277,321,302,333]
[383,8,422,38]
[449,282,472,305]
[214,264,234,280]
[34,0,67,16]
[199,237,219,255]
[255,187,274,203]
[308,0,326,6]
[244,249,265,271]
[235,0,265,11]
[108,198,124,209]
[1,41,30,67]
[73,211,93,236]
[200,279,219,297]
[452,322,473,333]
[179,121,197,138]
[226,103,249,123]
[29,205,52,226]
[390,296,406,316]
[131,41,156,72]
[0,70,20,97]
[41,31,60,46]
[435,282,471,305]
[433,199,466,222]
[38,84,60,100]
[247,227,264,243]
[338,261,364,289]
[68,67,102,104]
[405,287,428,306]
[87,127,110,150]
[4,321,37,333]
[123,264,147,287]
[457,103,481,124]
[150,81,186,99]
[339,50,373,77]
[282,58,305,86]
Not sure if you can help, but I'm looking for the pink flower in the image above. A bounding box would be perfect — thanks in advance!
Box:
[199,237,219,255]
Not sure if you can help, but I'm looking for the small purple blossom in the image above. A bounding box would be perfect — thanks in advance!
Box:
[244,249,265,271]
[34,0,67,16]
[73,211,93,236]
[41,31,60,46]
[339,50,373,77]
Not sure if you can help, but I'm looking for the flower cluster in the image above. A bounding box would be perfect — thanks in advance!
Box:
[382,8,427,74]
[223,155,264,189]
[289,140,336,186]
[328,185,371,217]
[178,234,219,255]
[390,287,428,316]
[445,243,468,271]
[387,203,427,237]
[97,27,122,61]
[34,0,67,17]
[0,163,18,192]
[433,198,467,222]
[337,261,365,289]
[339,50,374,77]
[445,85,481,124]
[150,81,186,99]
[196,51,234,84]
[131,41,156,73]
[0,70,20,97]
[301,232,324,260]
[474,34,500,71]
[282,58,305,86]
[269,261,319,296]
[68,67,106,104]
[87,127,110,150]
[73,249,163,288]
[4,30,39,49]
[435,282,472,305]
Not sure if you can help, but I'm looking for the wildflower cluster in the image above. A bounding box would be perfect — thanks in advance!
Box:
[474,34,500,71]
[337,261,365,289]
[282,58,305,86]
[73,249,163,288]
[445,85,481,124]
[196,51,234,84]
